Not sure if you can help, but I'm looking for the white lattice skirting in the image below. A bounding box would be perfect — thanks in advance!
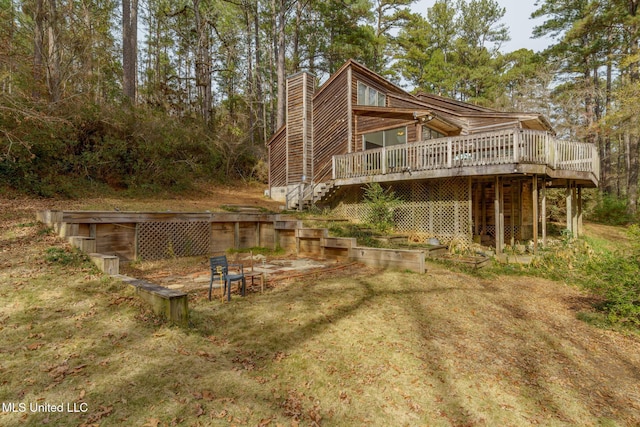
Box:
[333,178,472,248]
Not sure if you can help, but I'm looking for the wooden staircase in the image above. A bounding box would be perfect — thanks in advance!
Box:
[288,181,338,211]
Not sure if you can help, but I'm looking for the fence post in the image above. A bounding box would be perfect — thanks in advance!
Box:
[447,138,452,168]
[514,130,520,163]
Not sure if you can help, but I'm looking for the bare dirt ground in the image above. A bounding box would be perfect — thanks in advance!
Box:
[1,185,640,426]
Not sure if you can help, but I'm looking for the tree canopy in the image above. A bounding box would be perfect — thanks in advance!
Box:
[0,0,639,215]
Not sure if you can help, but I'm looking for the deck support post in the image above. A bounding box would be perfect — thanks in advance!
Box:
[572,184,579,236]
[578,186,583,236]
[481,183,487,236]
[495,176,503,254]
[474,183,480,236]
[566,181,573,236]
[499,178,504,253]
[532,174,538,253]
[541,179,547,246]
[510,180,515,246]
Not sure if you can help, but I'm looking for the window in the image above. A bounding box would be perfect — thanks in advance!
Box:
[422,125,445,140]
[363,127,406,149]
[357,81,386,107]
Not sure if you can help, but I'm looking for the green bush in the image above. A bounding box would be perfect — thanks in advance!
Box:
[589,194,633,225]
[362,183,402,234]
[0,97,260,196]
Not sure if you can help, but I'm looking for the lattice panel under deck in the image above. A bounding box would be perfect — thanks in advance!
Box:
[333,178,472,248]
[333,187,369,224]
[137,222,211,260]
[395,178,471,247]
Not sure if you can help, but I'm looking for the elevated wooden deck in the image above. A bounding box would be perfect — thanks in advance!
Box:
[331,129,599,187]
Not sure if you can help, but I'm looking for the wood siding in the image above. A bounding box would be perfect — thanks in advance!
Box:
[287,73,307,183]
[269,128,286,187]
[313,70,349,182]
[351,68,412,151]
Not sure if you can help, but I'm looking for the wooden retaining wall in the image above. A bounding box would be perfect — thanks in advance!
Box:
[38,210,427,274]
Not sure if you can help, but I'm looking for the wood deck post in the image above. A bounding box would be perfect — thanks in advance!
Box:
[499,178,504,253]
[577,186,583,236]
[510,180,515,246]
[541,179,547,246]
[532,175,538,253]
[474,183,480,236]
[572,184,579,236]
[468,178,473,240]
[566,181,573,235]
[481,183,487,235]
[495,176,502,254]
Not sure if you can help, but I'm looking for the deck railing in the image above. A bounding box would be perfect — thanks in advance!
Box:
[332,129,600,181]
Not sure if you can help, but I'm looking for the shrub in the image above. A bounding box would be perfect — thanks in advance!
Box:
[589,194,633,225]
[362,183,402,234]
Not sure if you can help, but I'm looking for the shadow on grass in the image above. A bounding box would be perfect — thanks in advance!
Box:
[3,221,640,426]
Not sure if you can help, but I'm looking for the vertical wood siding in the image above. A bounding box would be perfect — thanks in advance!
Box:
[269,128,286,187]
[286,72,315,183]
[313,71,349,182]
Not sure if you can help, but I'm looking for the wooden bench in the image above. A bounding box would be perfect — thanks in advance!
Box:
[116,275,189,326]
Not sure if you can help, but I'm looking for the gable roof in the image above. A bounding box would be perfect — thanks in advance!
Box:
[268,59,555,146]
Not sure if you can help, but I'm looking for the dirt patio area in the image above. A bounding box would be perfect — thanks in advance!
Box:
[121,255,349,294]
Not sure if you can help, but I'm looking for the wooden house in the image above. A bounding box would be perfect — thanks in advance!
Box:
[268,60,599,253]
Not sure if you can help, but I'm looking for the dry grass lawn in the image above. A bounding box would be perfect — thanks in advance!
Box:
[1,188,640,426]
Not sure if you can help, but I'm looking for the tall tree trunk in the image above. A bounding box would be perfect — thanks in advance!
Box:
[122,0,138,103]
[254,6,266,144]
[626,0,639,215]
[276,0,286,129]
[603,49,613,194]
[194,0,211,123]
[626,132,639,215]
[33,0,45,100]
[292,0,301,73]
[46,0,61,103]
[244,2,255,143]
